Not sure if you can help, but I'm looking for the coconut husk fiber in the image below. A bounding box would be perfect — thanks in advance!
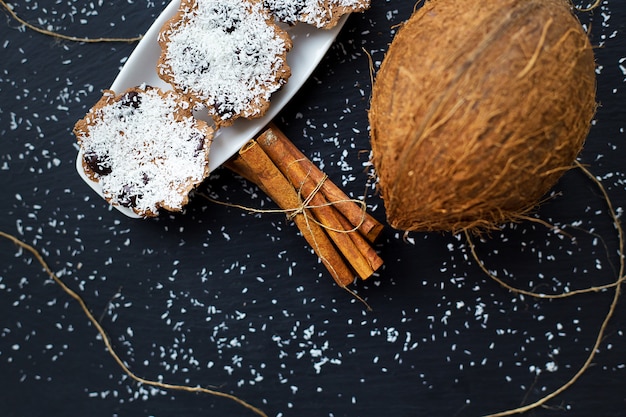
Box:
[368,0,597,233]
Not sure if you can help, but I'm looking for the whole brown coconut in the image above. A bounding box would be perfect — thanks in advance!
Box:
[368,0,596,233]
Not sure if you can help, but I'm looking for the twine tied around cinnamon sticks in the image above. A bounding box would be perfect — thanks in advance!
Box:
[219,125,384,296]
[284,173,328,222]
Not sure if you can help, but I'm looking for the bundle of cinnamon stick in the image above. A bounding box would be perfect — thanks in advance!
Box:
[224,124,384,288]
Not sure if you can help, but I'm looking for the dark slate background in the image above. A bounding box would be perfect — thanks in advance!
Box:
[1,1,625,416]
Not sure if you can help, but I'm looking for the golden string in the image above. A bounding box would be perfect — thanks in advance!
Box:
[1,0,142,43]
[198,185,368,236]
[0,230,267,417]
[576,0,603,13]
[467,161,624,417]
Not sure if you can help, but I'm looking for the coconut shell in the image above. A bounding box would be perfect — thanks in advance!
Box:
[368,0,597,233]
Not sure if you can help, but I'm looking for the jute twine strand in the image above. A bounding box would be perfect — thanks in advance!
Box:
[201,173,367,235]
[467,161,624,417]
[576,0,602,13]
[1,0,142,43]
[0,230,268,417]
[286,171,328,221]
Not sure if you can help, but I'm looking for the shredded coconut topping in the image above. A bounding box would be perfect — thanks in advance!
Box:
[158,0,292,124]
[75,87,211,217]
[262,0,371,28]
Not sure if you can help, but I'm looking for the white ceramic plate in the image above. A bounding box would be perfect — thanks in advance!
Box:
[76,0,347,218]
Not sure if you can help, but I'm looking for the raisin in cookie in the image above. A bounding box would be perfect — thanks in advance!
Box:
[263,0,370,29]
[157,0,293,127]
[73,85,213,217]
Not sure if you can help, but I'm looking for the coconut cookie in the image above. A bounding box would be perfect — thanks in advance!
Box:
[262,0,370,28]
[157,0,293,127]
[73,86,213,217]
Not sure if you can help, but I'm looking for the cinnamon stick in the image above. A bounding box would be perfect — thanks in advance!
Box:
[226,140,356,288]
[262,124,384,243]
[333,209,384,275]
[256,128,383,279]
